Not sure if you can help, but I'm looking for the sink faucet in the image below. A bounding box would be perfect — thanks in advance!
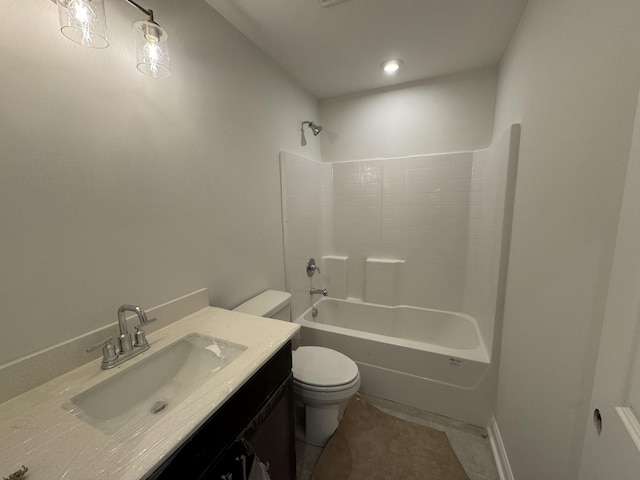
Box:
[310,287,327,297]
[88,304,156,370]
[117,304,151,353]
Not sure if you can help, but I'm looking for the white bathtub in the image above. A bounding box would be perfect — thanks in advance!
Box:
[295,298,494,426]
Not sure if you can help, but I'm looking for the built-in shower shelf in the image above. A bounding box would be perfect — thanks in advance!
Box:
[366,258,405,264]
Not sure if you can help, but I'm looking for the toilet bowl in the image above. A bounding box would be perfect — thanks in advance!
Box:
[233,290,361,446]
[292,345,361,446]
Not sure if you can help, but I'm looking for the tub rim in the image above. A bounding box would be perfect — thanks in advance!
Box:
[296,297,490,364]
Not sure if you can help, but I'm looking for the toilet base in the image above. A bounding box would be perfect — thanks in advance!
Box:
[304,403,342,446]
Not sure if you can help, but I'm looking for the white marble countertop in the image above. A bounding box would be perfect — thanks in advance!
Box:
[0,307,299,480]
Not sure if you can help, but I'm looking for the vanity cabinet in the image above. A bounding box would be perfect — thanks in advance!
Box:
[150,341,296,480]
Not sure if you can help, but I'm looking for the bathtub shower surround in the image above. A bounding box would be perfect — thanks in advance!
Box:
[281,125,518,323]
[463,126,520,356]
[280,125,520,425]
[280,153,332,318]
[282,151,480,313]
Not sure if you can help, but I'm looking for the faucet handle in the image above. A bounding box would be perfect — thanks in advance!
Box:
[307,258,320,277]
[133,318,156,347]
[87,337,118,363]
[134,326,148,348]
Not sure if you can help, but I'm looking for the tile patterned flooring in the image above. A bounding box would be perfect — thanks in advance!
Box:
[295,394,499,480]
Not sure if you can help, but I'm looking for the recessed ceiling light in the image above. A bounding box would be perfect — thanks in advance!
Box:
[381,59,403,75]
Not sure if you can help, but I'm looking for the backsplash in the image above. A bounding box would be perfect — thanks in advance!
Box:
[0,289,209,404]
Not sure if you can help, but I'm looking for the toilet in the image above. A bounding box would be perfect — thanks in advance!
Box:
[233,290,361,446]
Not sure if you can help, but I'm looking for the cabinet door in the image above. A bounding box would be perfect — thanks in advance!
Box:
[202,442,250,480]
[245,378,296,480]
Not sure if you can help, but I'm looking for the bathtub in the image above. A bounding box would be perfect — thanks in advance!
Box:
[295,298,494,426]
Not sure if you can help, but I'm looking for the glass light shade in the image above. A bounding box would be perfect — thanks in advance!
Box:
[57,0,108,49]
[133,21,170,78]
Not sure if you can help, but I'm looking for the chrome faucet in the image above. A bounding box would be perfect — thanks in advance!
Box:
[310,287,327,297]
[117,304,151,353]
[88,304,156,370]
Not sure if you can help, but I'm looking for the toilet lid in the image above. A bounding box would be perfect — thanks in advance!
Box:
[292,346,359,387]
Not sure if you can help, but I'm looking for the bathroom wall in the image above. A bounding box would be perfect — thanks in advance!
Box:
[319,67,498,162]
[0,0,320,365]
[490,0,640,479]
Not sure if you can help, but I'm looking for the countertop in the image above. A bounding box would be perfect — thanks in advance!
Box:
[0,307,300,479]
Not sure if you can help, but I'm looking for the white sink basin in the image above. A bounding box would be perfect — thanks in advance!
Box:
[66,334,246,436]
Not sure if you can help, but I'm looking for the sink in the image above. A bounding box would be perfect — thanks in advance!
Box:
[65,334,247,436]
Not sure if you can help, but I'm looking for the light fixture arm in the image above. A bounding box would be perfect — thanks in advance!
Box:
[124,0,155,23]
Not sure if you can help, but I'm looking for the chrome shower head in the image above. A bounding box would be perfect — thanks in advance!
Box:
[309,123,322,135]
[302,121,323,136]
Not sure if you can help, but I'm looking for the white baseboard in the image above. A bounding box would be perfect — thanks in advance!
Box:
[488,415,515,480]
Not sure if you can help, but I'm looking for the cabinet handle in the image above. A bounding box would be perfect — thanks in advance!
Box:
[236,455,247,480]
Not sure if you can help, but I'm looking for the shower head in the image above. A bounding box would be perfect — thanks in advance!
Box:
[302,121,323,136]
[310,123,322,136]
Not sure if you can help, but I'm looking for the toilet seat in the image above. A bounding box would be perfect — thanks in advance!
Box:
[292,346,359,387]
[293,375,360,393]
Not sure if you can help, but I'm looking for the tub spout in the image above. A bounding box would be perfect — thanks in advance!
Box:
[310,288,327,297]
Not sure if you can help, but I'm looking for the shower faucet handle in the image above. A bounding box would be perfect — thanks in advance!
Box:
[307,258,320,277]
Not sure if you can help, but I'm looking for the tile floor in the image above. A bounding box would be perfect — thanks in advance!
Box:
[295,394,499,480]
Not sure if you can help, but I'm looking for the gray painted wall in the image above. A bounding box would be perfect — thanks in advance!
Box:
[0,0,320,364]
[492,1,640,478]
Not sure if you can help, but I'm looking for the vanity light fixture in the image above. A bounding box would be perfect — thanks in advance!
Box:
[381,59,403,75]
[56,0,170,78]
[57,0,108,48]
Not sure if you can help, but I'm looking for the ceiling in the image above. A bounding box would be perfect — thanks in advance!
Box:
[205,0,530,99]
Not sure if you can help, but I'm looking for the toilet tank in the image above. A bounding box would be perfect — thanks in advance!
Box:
[232,290,292,321]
